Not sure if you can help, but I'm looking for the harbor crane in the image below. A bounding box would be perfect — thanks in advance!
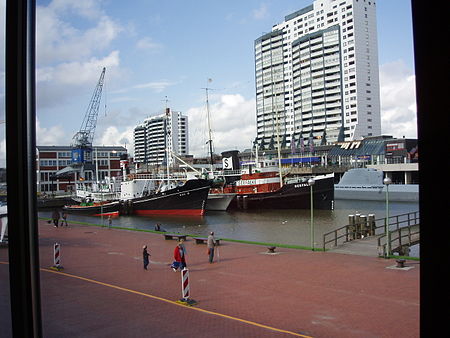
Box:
[52,67,106,185]
[71,67,106,167]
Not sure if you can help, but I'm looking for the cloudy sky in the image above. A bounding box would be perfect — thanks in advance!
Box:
[0,0,416,163]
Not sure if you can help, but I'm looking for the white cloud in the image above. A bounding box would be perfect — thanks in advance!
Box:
[252,4,268,20]
[36,0,123,66]
[109,96,138,103]
[97,125,134,152]
[136,37,163,51]
[36,119,68,145]
[185,94,256,157]
[37,50,120,86]
[36,51,121,109]
[112,80,177,95]
[133,80,176,92]
[379,60,417,138]
[34,0,125,114]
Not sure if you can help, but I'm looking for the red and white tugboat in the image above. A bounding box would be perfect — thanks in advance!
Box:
[219,162,334,210]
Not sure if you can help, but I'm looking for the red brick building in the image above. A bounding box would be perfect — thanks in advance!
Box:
[36,145,127,193]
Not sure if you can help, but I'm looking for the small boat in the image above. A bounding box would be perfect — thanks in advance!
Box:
[206,192,236,211]
[334,168,419,202]
[63,200,120,216]
[37,195,77,209]
[74,176,122,203]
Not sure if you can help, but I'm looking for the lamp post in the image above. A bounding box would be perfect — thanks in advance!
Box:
[383,176,392,257]
[308,178,315,251]
[101,179,105,227]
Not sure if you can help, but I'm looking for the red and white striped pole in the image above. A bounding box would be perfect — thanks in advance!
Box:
[181,268,190,300]
[52,242,63,270]
[178,268,196,305]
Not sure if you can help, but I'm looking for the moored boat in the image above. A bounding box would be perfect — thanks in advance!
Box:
[37,195,77,209]
[334,168,419,202]
[206,192,236,211]
[63,200,120,216]
[218,163,334,210]
[74,176,122,203]
[120,178,211,216]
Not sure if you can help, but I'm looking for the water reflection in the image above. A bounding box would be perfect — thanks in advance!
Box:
[39,199,419,257]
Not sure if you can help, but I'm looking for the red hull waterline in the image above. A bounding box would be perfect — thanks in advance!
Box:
[92,211,120,217]
[134,209,205,216]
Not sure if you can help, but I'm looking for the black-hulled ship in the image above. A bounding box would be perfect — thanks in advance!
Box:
[120,177,211,216]
[218,162,334,210]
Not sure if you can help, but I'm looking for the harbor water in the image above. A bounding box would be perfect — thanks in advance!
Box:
[40,199,420,257]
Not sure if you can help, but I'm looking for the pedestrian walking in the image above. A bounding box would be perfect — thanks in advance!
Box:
[52,209,60,228]
[143,245,150,270]
[60,212,68,227]
[173,240,187,271]
[207,231,217,263]
[108,215,112,229]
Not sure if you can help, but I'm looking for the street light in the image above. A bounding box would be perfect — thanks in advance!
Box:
[383,176,392,257]
[101,179,105,227]
[308,178,315,251]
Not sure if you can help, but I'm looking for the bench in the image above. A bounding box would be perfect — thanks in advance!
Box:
[396,259,406,268]
[193,237,220,246]
[163,234,187,241]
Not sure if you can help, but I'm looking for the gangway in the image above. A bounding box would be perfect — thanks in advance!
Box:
[323,211,420,257]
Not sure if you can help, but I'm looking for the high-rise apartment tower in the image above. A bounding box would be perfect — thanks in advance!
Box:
[134,108,188,167]
[254,0,381,149]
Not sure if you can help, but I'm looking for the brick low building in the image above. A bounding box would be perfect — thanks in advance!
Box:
[36,145,127,193]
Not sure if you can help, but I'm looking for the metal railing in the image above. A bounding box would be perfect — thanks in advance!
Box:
[323,211,420,252]
[378,212,420,256]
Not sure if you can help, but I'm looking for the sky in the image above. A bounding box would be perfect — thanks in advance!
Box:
[0,0,417,164]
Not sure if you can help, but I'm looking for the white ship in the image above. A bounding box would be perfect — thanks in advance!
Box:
[334,168,419,202]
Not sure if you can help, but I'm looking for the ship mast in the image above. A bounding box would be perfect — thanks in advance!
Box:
[275,110,283,187]
[164,96,171,185]
[203,80,214,172]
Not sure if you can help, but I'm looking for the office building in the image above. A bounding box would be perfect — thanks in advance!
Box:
[254,0,381,149]
[134,108,188,167]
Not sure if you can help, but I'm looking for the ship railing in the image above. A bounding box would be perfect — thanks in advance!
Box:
[129,172,189,180]
[219,169,244,176]
[322,211,420,252]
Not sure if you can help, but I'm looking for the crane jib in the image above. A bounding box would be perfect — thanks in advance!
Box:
[71,67,106,167]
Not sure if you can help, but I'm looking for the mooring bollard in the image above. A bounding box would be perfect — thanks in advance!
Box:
[348,214,355,240]
[355,213,361,239]
[52,242,63,270]
[360,214,367,237]
[368,214,376,236]
[396,259,406,268]
[267,246,276,253]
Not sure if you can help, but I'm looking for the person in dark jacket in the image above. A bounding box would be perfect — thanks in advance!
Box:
[143,245,150,270]
[52,209,60,228]
[207,232,217,263]
[60,212,68,226]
